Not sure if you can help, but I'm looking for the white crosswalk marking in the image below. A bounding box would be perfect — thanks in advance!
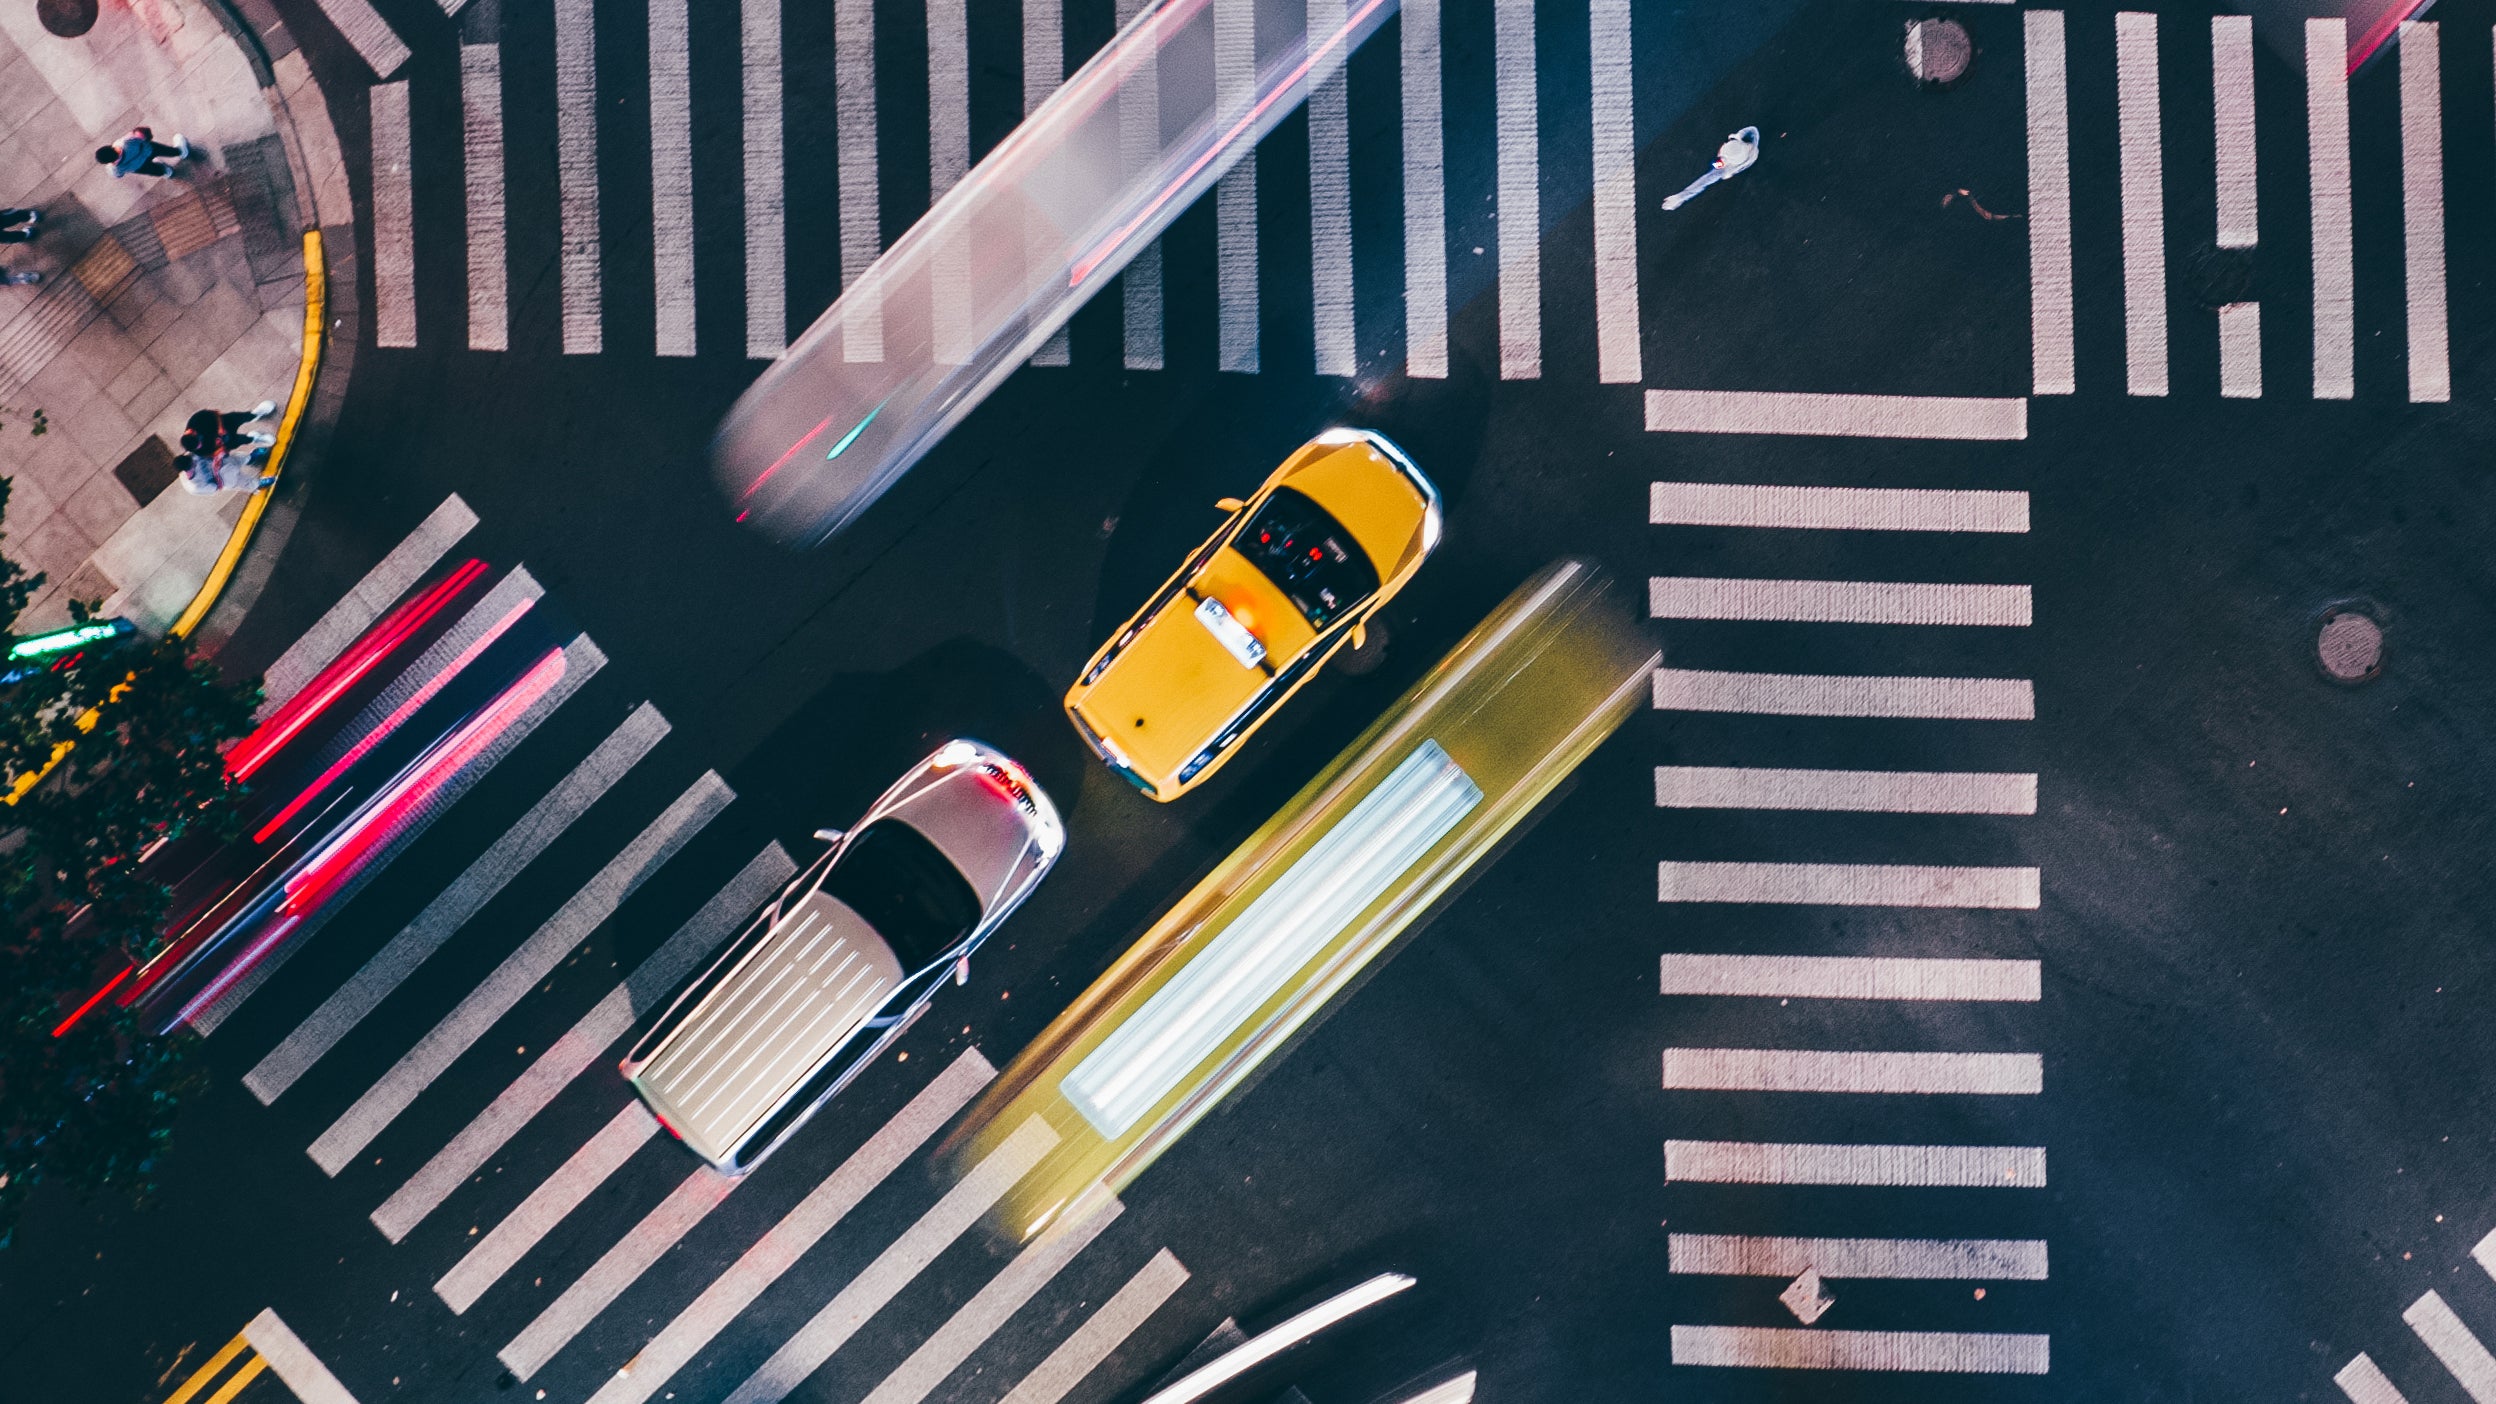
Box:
[856,1200,1124,1404]
[1660,954,2041,1001]
[1216,0,1259,373]
[2219,300,2261,398]
[1653,667,2035,720]
[577,1048,995,1404]
[838,0,881,360]
[2024,9,2073,395]
[260,496,478,712]
[1590,0,1639,384]
[308,773,733,1175]
[1025,0,1072,367]
[1493,0,1539,379]
[2307,18,2353,399]
[463,45,508,352]
[2399,21,2448,403]
[1649,578,2030,627]
[1662,1049,2041,1095]
[1656,766,2036,814]
[1118,0,1164,371]
[371,844,794,1241]
[314,0,411,77]
[2339,1354,2416,1404]
[1650,482,2027,533]
[1401,0,1448,379]
[1647,390,2026,440]
[2115,11,2166,396]
[1669,1234,2047,1279]
[558,0,602,354]
[435,1101,661,1313]
[1309,0,1355,376]
[650,0,696,357]
[995,1249,1190,1404]
[1666,1140,2047,1187]
[2409,1292,2496,1402]
[743,0,786,357]
[371,82,416,349]
[929,0,973,364]
[2211,15,2256,249]
[1671,1325,2049,1374]
[1659,861,2040,909]
[242,1309,365,1404]
[497,1164,740,1371]
[2473,1223,2496,1279]
[245,703,670,1105]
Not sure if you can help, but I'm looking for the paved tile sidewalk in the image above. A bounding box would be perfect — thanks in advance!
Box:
[0,0,310,635]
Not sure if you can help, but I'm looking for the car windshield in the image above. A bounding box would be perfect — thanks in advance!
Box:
[821,819,983,970]
[1230,487,1381,629]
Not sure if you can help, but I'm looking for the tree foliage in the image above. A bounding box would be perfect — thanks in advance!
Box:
[0,475,259,1246]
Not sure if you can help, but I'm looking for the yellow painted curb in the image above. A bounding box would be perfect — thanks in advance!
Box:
[4,230,327,806]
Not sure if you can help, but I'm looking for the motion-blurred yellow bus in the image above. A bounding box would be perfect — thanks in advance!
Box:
[945,559,1657,1240]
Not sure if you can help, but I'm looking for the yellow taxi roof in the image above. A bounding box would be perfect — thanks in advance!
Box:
[1273,440,1431,583]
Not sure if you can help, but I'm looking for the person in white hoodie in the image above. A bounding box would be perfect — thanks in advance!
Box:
[1662,127,1761,211]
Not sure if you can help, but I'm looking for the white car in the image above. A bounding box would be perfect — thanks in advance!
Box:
[623,740,1063,1173]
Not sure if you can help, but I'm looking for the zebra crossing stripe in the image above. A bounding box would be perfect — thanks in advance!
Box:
[1590,0,1639,384]
[1670,1325,2049,1374]
[1118,0,1165,372]
[995,1249,1191,1404]
[838,0,881,360]
[1309,0,1356,377]
[1493,0,1540,379]
[1648,389,2026,440]
[260,496,478,713]
[1668,1234,2048,1280]
[1647,577,2031,627]
[312,0,411,78]
[651,0,697,357]
[371,82,416,349]
[1662,1048,2041,1095]
[496,1161,740,1373]
[1402,0,1448,379]
[434,1102,662,1314]
[1026,0,1072,367]
[2219,301,2262,398]
[1216,0,1260,374]
[930,0,975,365]
[2307,19,2354,399]
[1653,667,2035,720]
[1665,1139,2047,1187]
[558,0,602,354]
[2115,11,2167,396]
[2338,1354,2416,1404]
[2399,21,2449,403]
[743,0,787,357]
[2406,1292,2496,1403]
[2024,9,2074,395]
[1658,860,2040,909]
[463,45,508,352]
[241,1309,365,1404]
[2212,15,2257,249]
[1649,482,2027,533]
[1659,953,2041,1001]
[856,1199,1125,1404]
[1654,766,2036,814]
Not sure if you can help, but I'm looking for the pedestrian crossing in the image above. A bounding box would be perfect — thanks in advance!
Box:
[183,497,1201,1404]
[2330,1224,2496,1404]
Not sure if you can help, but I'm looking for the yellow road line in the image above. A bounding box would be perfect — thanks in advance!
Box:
[200,1354,268,1404]
[161,1332,251,1404]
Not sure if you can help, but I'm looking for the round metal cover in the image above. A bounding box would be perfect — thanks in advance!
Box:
[1907,19,1973,84]
[2317,608,2384,684]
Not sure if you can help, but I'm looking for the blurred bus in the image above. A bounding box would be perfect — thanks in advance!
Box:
[943,559,1656,1240]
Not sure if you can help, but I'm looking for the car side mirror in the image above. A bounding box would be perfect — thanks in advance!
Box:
[1349,622,1368,650]
[954,956,971,986]
[1215,496,1245,514]
[814,827,844,843]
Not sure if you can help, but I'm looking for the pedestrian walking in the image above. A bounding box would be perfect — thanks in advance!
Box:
[2,269,38,287]
[0,208,39,244]
[177,450,273,494]
[94,126,190,179]
[1661,126,1761,211]
[178,401,278,459]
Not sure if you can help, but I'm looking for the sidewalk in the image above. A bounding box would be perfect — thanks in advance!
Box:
[0,0,341,638]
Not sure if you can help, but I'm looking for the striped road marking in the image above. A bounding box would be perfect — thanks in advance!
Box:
[436,1102,662,1313]
[1659,861,2041,909]
[1494,0,1540,378]
[2473,1222,2496,1278]
[558,0,601,354]
[743,0,786,356]
[1025,0,1071,366]
[1590,0,1639,383]
[315,0,411,77]
[462,46,507,351]
[1655,766,2036,814]
[2307,19,2353,399]
[1118,0,1164,371]
[370,82,415,349]
[1653,667,2035,720]
[839,0,881,360]
[1662,1048,2042,1095]
[2212,15,2257,248]
[650,0,696,356]
[1660,954,2041,1001]
[1671,1325,2049,1374]
[2407,1292,2496,1402]
[1649,577,2030,627]
[1309,0,1355,376]
[574,1049,997,1404]
[2399,21,2448,403]
[2115,11,2166,396]
[496,1162,741,1371]
[1650,482,2028,533]
[242,1309,364,1403]
[2219,301,2261,398]
[856,1200,1124,1404]
[371,844,793,1241]
[1216,0,1259,373]
[1666,1140,2047,1187]
[259,495,477,713]
[1668,1234,2048,1279]
[995,1249,1191,1404]
[307,773,732,1174]
[1647,390,2026,440]
[1402,0,1448,378]
[2024,10,2073,394]
[2339,1354,2416,1404]
[929,0,973,364]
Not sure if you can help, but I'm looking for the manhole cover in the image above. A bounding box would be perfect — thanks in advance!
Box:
[1906,18,1973,84]
[38,0,98,37]
[2317,608,2384,684]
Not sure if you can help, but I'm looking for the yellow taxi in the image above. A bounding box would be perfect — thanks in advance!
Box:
[1065,429,1442,801]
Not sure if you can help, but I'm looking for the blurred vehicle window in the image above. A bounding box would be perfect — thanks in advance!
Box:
[1234,488,1379,629]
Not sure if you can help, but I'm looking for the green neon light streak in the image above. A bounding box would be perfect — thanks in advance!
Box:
[10,621,124,660]
[826,398,889,461]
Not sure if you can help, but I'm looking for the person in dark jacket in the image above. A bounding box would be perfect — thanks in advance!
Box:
[0,208,38,244]
[94,127,190,179]
[179,401,279,459]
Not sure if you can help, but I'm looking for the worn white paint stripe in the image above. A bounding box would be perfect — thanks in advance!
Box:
[498,1163,740,1373]
[719,1116,1064,1404]
[1647,389,2026,440]
[1216,0,1259,373]
[2473,1223,2496,1281]
[193,638,610,1034]
[743,0,786,357]
[1663,1049,2042,1095]
[995,1249,1191,1404]
[1493,0,1539,379]
[436,1102,661,1314]
[856,1199,1125,1404]
[2400,22,2449,403]
[2340,1354,2418,1404]
[650,0,696,357]
[1119,0,1163,371]
[462,47,508,352]
[1590,0,1639,383]
[370,82,416,349]
[578,1049,997,1404]
[1650,481,2027,533]
[316,0,411,77]
[1026,0,1071,367]
[1672,1325,2049,1374]
[2409,1292,2496,1403]
[1666,1140,2047,1187]
[308,774,733,1175]
[1308,0,1355,376]
[557,0,601,354]
[2219,301,2261,397]
[835,0,880,360]
[929,0,973,365]
[1656,766,2036,814]
[243,1309,364,1404]
[1661,953,2041,1002]
[261,496,479,712]
[2115,12,2167,396]
[1388,1374,1476,1404]
[2025,10,2073,394]
[2308,19,2353,399]
[246,704,671,1105]
[1669,1234,2048,1280]
[1654,667,2035,720]
[1649,578,2030,627]
[371,845,795,1242]
[2213,15,2257,248]
[1660,861,2041,909]
[1402,0,1447,379]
